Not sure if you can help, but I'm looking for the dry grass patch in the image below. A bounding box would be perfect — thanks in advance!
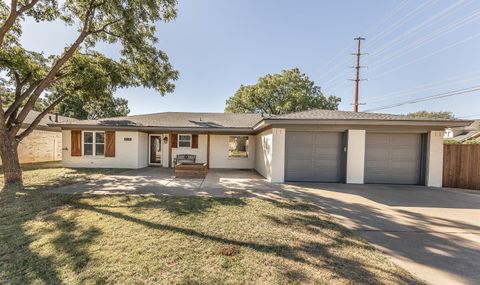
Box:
[0,163,424,284]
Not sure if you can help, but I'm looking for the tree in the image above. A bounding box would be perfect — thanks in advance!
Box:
[225,68,340,115]
[45,93,130,120]
[408,111,455,120]
[0,0,179,186]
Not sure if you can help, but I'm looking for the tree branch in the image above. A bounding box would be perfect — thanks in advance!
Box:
[15,94,66,142]
[0,0,39,46]
[89,17,124,34]
[17,0,40,13]
[8,0,99,136]
[4,78,41,119]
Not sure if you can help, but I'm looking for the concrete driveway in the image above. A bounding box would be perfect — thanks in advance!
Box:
[286,183,480,285]
[50,168,480,284]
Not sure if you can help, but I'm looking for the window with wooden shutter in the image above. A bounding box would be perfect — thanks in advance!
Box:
[171,133,178,148]
[191,134,198,149]
[105,131,116,157]
[71,130,82,156]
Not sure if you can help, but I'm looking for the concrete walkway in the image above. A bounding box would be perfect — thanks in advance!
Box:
[49,167,480,285]
[49,167,281,197]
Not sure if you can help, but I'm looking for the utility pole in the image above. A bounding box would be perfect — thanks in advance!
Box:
[351,37,366,112]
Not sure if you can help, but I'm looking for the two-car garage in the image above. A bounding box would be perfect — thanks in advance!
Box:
[284,131,427,185]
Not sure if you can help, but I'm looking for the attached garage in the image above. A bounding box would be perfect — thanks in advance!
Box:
[285,131,346,182]
[364,133,426,185]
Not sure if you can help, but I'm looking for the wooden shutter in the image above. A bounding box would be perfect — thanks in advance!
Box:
[171,133,178,148]
[192,134,198,149]
[105,131,116,157]
[71,130,82,156]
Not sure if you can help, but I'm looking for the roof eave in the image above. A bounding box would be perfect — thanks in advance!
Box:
[258,118,473,128]
[52,124,256,134]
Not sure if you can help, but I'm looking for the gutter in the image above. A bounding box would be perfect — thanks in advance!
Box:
[49,124,256,134]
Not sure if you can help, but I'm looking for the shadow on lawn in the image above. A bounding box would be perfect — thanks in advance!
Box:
[90,195,247,216]
[73,198,421,285]
[0,186,105,283]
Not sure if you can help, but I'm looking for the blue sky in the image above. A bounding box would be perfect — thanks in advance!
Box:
[20,0,480,118]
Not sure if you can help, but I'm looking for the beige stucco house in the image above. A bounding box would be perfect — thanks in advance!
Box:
[0,110,77,165]
[53,109,470,187]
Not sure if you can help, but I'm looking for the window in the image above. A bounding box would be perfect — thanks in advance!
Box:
[95,132,105,156]
[229,136,249,158]
[178,134,191,148]
[83,131,105,156]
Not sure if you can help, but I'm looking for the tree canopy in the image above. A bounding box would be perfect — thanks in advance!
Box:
[0,0,179,184]
[407,111,455,119]
[225,68,340,115]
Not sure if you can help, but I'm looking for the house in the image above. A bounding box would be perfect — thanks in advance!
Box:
[52,109,470,187]
[0,110,77,165]
[444,120,480,143]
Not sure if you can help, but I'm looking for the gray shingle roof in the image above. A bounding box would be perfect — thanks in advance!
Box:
[269,109,461,121]
[25,110,78,127]
[63,112,263,129]
[52,109,471,130]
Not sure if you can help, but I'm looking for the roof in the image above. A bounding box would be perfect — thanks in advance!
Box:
[449,120,480,142]
[268,109,462,121]
[24,110,78,128]
[52,109,472,131]
[54,112,263,129]
[450,131,480,142]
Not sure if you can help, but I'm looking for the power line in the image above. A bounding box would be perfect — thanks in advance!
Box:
[364,85,480,112]
[370,0,469,57]
[368,8,480,70]
[366,71,480,103]
[366,0,437,48]
[370,31,480,79]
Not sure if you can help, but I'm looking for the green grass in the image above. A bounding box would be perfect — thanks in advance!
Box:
[0,163,423,284]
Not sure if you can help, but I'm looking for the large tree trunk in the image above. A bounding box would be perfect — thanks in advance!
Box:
[0,136,22,186]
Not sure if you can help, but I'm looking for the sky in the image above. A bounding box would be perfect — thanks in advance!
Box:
[19,0,480,118]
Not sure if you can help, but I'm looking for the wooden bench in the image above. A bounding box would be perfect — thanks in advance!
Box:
[173,154,196,165]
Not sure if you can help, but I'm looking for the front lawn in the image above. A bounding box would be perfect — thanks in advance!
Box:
[0,163,423,284]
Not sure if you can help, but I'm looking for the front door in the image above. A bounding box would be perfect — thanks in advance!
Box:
[149,135,162,165]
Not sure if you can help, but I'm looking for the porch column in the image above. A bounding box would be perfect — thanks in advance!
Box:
[206,134,210,168]
[346,129,366,184]
[426,130,444,187]
[270,128,285,183]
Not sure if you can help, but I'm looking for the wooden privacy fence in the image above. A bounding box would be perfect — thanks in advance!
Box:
[443,144,480,190]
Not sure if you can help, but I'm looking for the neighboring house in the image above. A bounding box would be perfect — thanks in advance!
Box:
[0,110,77,165]
[52,109,470,187]
[444,120,480,143]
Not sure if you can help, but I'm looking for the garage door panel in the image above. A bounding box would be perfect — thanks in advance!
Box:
[286,131,344,182]
[365,133,423,185]
[288,159,312,168]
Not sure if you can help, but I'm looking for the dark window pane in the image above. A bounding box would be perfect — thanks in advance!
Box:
[179,135,190,141]
[179,141,190,147]
[96,144,105,156]
[84,132,93,143]
[96,132,105,143]
[84,144,93,155]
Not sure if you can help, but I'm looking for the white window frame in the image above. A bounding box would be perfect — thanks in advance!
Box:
[228,136,249,158]
[178,134,192,148]
[82,131,105,157]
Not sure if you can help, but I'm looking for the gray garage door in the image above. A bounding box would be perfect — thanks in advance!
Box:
[285,131,345,182]
[365,133,425,185]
